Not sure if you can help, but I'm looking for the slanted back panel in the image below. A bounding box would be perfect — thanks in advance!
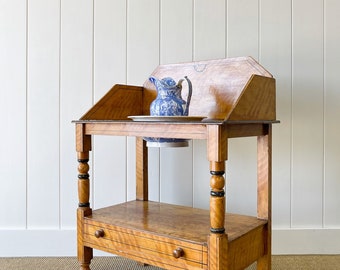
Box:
[143,56,275,121]
[80,85,143,120]
[228,74,276,121]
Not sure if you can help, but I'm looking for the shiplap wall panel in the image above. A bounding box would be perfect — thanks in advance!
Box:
[148,148,161,202]
[192,140,210,210]
[94,0,127,91]
[0,0,27,228]
[193,0,226,60]
[126,0,160,201]
[160,0,193,64]
[59,0,94,227]
[92,136,127,209]
[227,138,258,216]
[127,0,160,86]
[92,0,127,209]
[260,0,292,228]
[126,0,161,202]
[26,0,60,228]
[159,0,194,206]
[291,0,324,227]
[225,0,259,216]
[192,0,226,210]
[324,0,340,227]
[160,144,194,206]
[227,0,259,58]
[126,137,136,201]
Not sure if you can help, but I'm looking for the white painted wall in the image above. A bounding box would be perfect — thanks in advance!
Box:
[1,0,340,256]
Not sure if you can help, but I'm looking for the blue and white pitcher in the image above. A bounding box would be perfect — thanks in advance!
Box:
[149,76,192,117]
[145,76,192,147]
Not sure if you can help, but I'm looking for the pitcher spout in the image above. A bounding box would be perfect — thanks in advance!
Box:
[149,76,158,86]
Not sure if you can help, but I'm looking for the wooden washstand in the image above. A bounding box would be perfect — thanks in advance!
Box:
[74,56,278,270]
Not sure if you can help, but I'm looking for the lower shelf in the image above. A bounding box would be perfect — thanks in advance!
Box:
[81,200,268,270]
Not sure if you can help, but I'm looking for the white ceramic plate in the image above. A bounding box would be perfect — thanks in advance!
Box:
[128,116,206,122]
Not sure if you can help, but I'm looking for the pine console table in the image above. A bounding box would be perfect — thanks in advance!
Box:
[74,57,277,270]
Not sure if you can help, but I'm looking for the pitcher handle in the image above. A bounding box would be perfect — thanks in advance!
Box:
[183,76,192,116]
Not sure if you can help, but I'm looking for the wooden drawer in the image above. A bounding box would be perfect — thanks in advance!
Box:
[83,222,208,269]
[80,201,268,269]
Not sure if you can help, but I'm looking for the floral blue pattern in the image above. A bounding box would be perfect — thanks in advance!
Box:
[149,76,192,116]
[146,76,192,146]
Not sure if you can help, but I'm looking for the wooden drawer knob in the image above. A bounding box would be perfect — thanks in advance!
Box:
[173,247,184,258]
[94,229,105,238]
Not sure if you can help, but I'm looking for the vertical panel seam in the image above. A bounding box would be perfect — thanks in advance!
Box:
[126,0,128,84]
[258,0,261,62]
[191,0,194,207]
[225,0,228,57]
[191,0,194,62]
[25,0,29,230]
[125,138,128,202]
[58,0,62,230]
[125,0,129,201]
[158,0,162,201]
[91,0,95,208]
[322,0,326,228]
[92,0,95,106]
[126,1,129,202]
[290,0,294,229]
[159,0,162,65]
[192,141,195,207]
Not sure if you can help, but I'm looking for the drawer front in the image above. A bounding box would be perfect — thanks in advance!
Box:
[84,223,207,269]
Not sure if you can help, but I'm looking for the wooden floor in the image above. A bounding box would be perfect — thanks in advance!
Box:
[1,255,340,270]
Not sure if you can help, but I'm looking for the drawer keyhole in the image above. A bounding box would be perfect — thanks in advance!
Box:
[173,247,184,258]
[94,229,105,238]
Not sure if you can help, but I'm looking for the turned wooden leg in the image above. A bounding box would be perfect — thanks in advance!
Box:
[77,152,91,208]
[208,161,228,269]
[206,125,228,270]
[77,152,93,270]
[209,161,226,234]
